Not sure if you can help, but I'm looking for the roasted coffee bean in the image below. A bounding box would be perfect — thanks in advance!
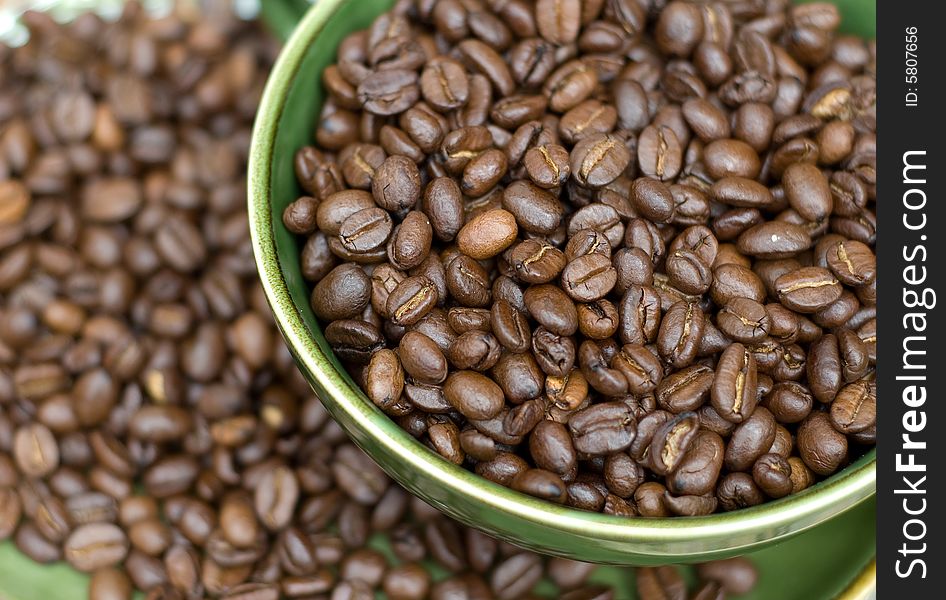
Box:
[830,380,876,434]
[522,144,571,189]
[712,178,773,209]
[254,466,298,532]
[528,420,577,480]
[535,0,581,44]
[443,255,489,308]
[638,125,682,181]
[399,332,448,385]
[667,430,725,497]
[491,299,532,353]
[559,100,617,145]
[357,70,419,116]
[656,365,714,414]
[648,412,700,476]
[764,382,814,424]
[492,351,545,404]
[14,423,59,477]
[752,453,793,499]
[365,349,405,413]
[524,284,579,336]
[386,276,439,326]
[782,163,832,222]
[506,240,566,285]
[825,238,876,286]
[420,58,470,111]
[511,468,568,503]
[725,407,777,472]
[457,209,518,260]
[502,181,564,236]
[576,299,619,340]
[310,264,371,321]
[570,134,631,189]
[568,203,624,248]
[545,60,597,113]
[611,344,662,395]
[630,178,675,224]
[444,371,504,420]
[697,558,758,595]
[737,222,811,259]
[561,253,617,302]
[717,298,769,344]
[64,523,129,572]
[657,301,704,368]
[568,402,636,455]
[716,472,765,511]
[798,411,849,476]
[636,566,686,600]
[775,266,842,313]
[711,343,759,423]
[531,327,576,378]
[619,285,661,345]
[807,334,843,403]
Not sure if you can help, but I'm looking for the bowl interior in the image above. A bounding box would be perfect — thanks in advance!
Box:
[249,0,877,565]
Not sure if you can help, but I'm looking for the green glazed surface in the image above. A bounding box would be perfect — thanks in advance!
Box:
[248,0,877,565]
[0,497,876,599]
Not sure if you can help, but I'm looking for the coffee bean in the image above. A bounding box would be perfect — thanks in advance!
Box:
[502,180,564,236]
[338,207,392,254]
[386,276,439,326]
[775,266,842,313]
[725,407,777,472]
[457,209,518,260]
[511,468,568,503]
[649,412,700,475]
[825,238,876,286]
[357,70,420,116]
[717,298,770,344]
[611,344,662,395]
[81,178,142,223]
[570,134,630,189]
[89,567,134,600]
[782,163,832,222]
[712,177,773,209]
[636,566,686,600]
[619,284,661,345]
[65,523,129,572]
[568,402,636,455]
[535,0,581,44]
[638,125,682,181]
[399,332,448,385]
[561,253,617,302]
[764,382,814,424]
[657,365,714,414]
[752,453,793,499]
[667,430,725,497]
[444,371,504,420]
[0,486,23,540]
[737,222,811,258]
[657,301,705,368]
[830,380,876,434]
[14,423,59,477]
[523,144,571,189]
[254,466,298,532]
[420,58,469,111]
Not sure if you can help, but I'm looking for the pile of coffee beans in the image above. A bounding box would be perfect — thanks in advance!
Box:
[0,4,760,599]
[291,0,877,516]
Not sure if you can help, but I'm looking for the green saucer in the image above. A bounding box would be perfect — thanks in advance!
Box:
[0,496,874,599]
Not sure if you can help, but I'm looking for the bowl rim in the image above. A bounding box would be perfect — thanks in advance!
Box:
[248,0,877,558]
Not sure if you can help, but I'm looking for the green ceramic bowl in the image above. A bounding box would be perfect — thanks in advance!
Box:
[249,0,877,565]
